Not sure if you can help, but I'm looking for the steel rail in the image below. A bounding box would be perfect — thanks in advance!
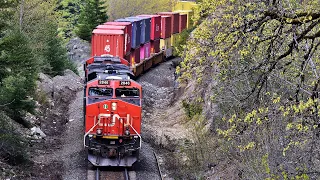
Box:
[95,167,100,180]
[153,151,163,180]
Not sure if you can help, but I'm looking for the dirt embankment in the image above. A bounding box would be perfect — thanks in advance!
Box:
[27,70,83,179]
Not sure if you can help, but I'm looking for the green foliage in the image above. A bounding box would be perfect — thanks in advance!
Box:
[0,0,18,36]
[76,0,108,41]
[178,0,320,178]
[43,22,78,76]
[182,99,202,119]
[168,114,217,179]
[56,0,82,38]
[107,0,174,20]
[0,30,37,118]
[175,27,196,57]
[0,111,28,165]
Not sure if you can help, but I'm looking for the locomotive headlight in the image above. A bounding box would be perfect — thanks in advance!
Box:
[124,126,130,136]
[111,102,117,111]
[96,129,102,135]
[125,129,130,136]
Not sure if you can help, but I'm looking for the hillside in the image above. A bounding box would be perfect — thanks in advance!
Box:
[171,0,320,179]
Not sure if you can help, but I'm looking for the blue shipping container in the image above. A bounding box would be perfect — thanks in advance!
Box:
[137,16,151,43]
[126,17,150,44]
[115,18,141,48]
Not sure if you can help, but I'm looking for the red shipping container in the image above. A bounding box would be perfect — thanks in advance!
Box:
[130,47,140,64]
[158,12,180,34]
[150,39,160,53]
[104,21,132,49]
[179,14,187,32]
[91,29,125,58]
[96,25,131,55]
[137,15,161,40]
[159,16,172,39]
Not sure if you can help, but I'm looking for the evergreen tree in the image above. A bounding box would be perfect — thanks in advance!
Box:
[42,22,78,76]
[43,22,68,76]
[0,0,17,37]
[0,30,38,118]
[76,0,108,41]
[56,0,82,38]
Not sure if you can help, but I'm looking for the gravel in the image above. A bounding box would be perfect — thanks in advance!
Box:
[62,90,87,180]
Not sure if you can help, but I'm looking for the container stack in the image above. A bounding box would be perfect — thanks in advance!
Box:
[158,12,180,48]
[129,16,152,61]
[172,1,198,28]
[138,15,161,56]
[114,18,142,64]
[157,15,171,51]
[174,10,193,29]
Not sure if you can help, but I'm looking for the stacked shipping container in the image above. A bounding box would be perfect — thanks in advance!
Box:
[91,7,193,64]
[126,16,152,60]
[158,12,180,49]
[115,18,143,63]
[138,15,161,54]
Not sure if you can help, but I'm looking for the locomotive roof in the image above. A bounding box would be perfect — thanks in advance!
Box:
[87,63,130,71]
[94,55,121,63]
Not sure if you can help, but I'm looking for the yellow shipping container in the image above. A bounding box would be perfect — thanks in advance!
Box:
[171,33,180,47]
[160,38,171,50]
[173,1,198,11]
[173,10,194,29]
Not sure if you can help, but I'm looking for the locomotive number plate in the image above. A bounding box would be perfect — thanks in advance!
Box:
[98,80,110,85]
[120,81,131,86]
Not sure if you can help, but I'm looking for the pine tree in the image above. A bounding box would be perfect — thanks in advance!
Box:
[56,0,82,38]
[43,22,67,76]
[76,0,108,41]
[0,30,38,118]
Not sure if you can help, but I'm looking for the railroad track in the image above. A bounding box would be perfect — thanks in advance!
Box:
[154,151,163,180]
[87,166,134,180]
[87,150,163,180]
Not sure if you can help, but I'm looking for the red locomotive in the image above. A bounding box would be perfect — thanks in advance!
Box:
[84,56,141,166]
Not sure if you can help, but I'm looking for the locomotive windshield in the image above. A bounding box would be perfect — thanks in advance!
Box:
[115,88,140,98]
[89,87,113,96]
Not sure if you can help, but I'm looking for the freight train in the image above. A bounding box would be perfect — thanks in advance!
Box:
[83,1,198,167]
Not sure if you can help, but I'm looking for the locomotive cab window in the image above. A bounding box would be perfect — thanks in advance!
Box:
[116,88,140,98]
[89,87,113,96]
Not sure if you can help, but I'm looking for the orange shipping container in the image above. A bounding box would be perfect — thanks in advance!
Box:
[91,29,125,58]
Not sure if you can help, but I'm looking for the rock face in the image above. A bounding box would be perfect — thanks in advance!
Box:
[66,37,91,64]
[66,37,91,77]
[35,69,83,136]
[38,73,54,96]
[138,58,188,151]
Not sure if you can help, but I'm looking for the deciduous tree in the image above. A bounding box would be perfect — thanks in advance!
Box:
[179,0,320,179]
[106,0,175,20]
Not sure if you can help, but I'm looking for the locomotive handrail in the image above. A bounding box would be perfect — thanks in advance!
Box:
[129,124,142,149]
[84,116,100,147]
